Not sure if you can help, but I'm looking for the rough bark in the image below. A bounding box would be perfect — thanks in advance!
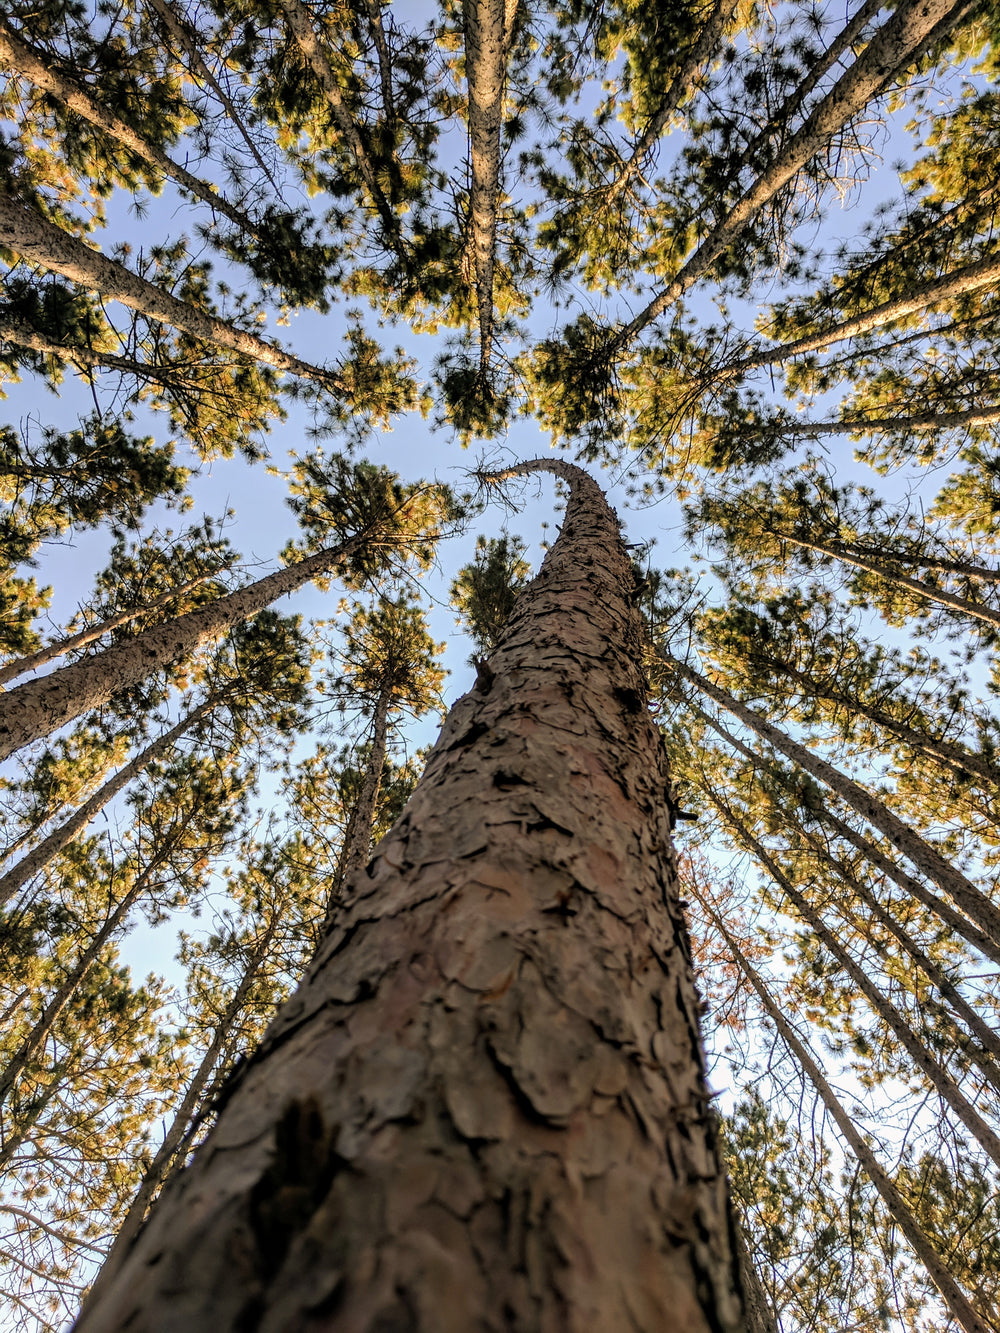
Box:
[0,195,342,389]
[74,459,747,1333]
[0,570,221,688]
[750,404,1000,449]
[0,699,215,907]
[606,0,977,355]
[701,899,992,1333]
[665,652,1000,946]
[0,531,366,762]
[463,0,517,372]
[725,253,1000,378]
[801,829,1000,1084]
[712,793,1000,1170]
[0,16,257,233]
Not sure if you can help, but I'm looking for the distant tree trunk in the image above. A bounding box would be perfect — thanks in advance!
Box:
[0,570,222,687]
[728,253,1000,377]
[753,404,1000,450]
[711,793,1000,1169]
[76,459,748,1333]
[0,530,366,762]
[0,17,257,232]
[701,896,992,1333]
[0,195,342,388]
[0,699,215,907]
[325,685,391,925]
[664,652,1000,946]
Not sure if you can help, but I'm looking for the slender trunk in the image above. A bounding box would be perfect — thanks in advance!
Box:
[689,698,1000,964]
[324,686,391,926]
[279,0,408,265]
[764,657,1000,791]
[0,570,223,688]
[711,793,1000,1170]
[144,0,281,194]
[75,459,748,1333]
[361,0,396,127]
[774,528,1000,630]
[463,0,517,372]
[0,195,342,389]
[0,1062,66,1172]
[606,0,977,355]
[0,855,165,1109]
[746,403,1000,450]
[727,253,1000,378]
[665,651,1000,946]
[0,315,194,391]
[0,699,216,907]
[0,17,257,234]
[609,0,736,197]
[0,529,367,762]
[700,896,992,1333]
[95,921,278,1287]
[801,829,1000,1083]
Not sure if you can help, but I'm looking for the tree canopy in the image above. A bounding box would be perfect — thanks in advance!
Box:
[2,0,1000,1327]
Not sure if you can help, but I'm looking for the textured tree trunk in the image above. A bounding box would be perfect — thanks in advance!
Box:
[701,898,992,1333]
[753,404,1000,450]
[0,699,215,907]
[0,17,256,233]
[727,253,1000,378]
[608,0,977,353]
[75,459,748,1333]
[711,794,1000,1169]
[0,531,365,761]
[0,570,222,687]
[665,652,1000,946]
[463,0,517,371]
[0,196,342,389]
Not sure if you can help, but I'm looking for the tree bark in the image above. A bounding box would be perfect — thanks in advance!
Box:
[664,652,1000,947]
[699,897,992,1333]
[0,195,342,389]
[75,459,747,1333]
[0,570,222,687]
[325,685,391,926]
[0,699,215,907]
[747,403,1000,448]
[0,17,258,234]
[605,0,978,355]
[0,530,367,762]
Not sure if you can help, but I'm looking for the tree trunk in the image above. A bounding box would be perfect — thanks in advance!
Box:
[772,527,1000,630]
[75,459,747,1333]
[800,828,1000,1083]
[727,253,1000,378]
[751,403,1000,450]
[0,195,342,389]
[0,314,194,391]
[711,793,1000,1170]
[699,896,992,1333]
[0,570,222,687]
[325,685,392,926]
[463,0,517,371]
[0,699,215,907]
[0,530,366,762]
[0,17,257,234]
[664,652,1000,946]
[607,0,977,355]
[94,920,279,1288]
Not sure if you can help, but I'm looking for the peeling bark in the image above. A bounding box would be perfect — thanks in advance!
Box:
[76,460,747,1333]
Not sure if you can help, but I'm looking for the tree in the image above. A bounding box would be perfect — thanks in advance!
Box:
[75,460,749,1332]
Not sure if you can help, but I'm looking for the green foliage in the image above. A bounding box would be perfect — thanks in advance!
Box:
[450,533,531,657]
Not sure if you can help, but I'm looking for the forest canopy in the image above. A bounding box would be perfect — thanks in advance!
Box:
[2,0,1000,1328]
